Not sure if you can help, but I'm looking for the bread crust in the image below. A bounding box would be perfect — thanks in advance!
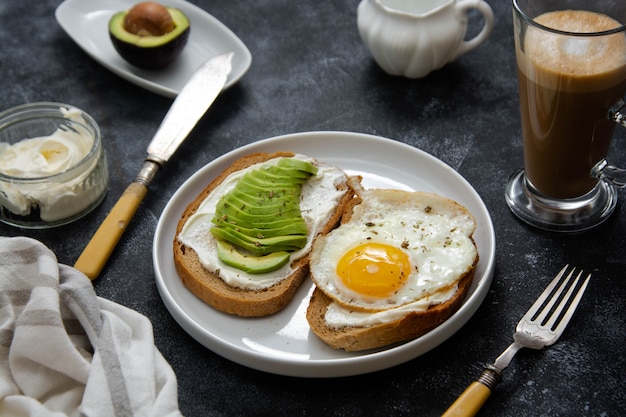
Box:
[173,152,356,317]
[305,259,477,351]
[305,188,479,351]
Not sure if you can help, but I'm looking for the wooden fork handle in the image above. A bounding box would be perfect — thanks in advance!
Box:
[441,381,492,417]
[441,366,502,417]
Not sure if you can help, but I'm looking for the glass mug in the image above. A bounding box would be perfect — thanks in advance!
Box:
[505,0,626,232]
[357,0,494,78]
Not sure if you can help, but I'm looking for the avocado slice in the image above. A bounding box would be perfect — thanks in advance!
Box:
[213,221,309,239]
[262,165,312,179]
[108,3,190,69]
[230,181,300,201]
[216,241,290,274]
[213,215,307,230]
[246,170,305,187]
[214,200,303,226]
[220,193,301,215]
[276,158,319,175]
[228,189,293,207]
[237,178,301,197]
[211,227,307,255]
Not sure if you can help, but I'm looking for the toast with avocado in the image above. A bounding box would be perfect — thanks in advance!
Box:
[173,152,358,317]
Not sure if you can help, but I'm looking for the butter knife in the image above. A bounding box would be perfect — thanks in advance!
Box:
[75,52,233,280]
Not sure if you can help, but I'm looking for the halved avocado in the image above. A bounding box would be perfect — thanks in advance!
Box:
[109,4,190,69]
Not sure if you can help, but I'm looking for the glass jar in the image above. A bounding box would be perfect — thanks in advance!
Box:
[0,102,109,228]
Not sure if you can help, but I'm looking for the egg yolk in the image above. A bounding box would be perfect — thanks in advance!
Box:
[336,243,411,298]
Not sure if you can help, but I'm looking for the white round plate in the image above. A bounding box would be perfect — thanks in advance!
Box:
[153,131,496,378]
[55,0,251,98]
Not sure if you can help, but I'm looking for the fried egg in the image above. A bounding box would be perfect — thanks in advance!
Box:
[309,188,478,313]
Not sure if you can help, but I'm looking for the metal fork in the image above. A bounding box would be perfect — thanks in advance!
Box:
[442,265,591,417]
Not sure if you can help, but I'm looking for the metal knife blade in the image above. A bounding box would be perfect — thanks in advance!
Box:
[147,52,233,163]
[74,52,234,280]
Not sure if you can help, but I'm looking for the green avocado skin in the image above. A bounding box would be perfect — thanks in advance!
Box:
[109,8,190,69]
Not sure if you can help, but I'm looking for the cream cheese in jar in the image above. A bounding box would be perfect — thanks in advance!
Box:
[0,103,109,228]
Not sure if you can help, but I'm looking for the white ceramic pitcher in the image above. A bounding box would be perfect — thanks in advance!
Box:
[357,0,494,78]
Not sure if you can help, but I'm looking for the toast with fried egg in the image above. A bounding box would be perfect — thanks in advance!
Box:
[306,188,479,351]
[173,152,358,317]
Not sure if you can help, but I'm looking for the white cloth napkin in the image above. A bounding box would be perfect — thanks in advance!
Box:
[0,236,184,417]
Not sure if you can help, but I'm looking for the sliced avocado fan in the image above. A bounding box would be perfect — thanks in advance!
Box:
[211,158,318,274]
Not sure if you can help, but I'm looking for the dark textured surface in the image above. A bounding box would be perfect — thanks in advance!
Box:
[1,1,625,416]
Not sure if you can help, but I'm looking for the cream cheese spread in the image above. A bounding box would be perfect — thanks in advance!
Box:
[0,121,92,178]
[0,107,108,223]
[178,155,349,290]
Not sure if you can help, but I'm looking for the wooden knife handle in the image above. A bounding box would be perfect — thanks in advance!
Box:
[74,181,148,280]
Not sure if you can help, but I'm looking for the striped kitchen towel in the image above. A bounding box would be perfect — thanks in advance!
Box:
[0,236,183,417]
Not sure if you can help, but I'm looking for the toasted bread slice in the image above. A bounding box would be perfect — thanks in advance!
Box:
[306,188,479,351]
[173,152,357,317]
[306,262,476,351]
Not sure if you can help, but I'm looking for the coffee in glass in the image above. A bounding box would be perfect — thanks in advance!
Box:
[506,0,626,232]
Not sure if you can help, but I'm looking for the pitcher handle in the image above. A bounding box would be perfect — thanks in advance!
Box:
[592,101,626,187]
[452,0,495,60]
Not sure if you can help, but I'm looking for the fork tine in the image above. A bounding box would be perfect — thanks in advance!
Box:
[522,265,591,343]
[521,264,569,323]
[543,269,580,329]
[535,267,576,326]
[551,272,590,337]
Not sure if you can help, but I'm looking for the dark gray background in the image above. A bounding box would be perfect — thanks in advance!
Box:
[1,1,625,416]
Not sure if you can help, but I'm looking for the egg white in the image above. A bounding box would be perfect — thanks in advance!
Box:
[324,285,458,328]
[309,188,477,313]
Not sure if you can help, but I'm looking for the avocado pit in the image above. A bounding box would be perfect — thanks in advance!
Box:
[109,1,190,69]
[124,2,175,36]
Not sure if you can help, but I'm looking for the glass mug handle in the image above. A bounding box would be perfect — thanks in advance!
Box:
[592,100,626,187]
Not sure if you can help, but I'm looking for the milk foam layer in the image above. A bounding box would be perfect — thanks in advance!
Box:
[522,10,626,91]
